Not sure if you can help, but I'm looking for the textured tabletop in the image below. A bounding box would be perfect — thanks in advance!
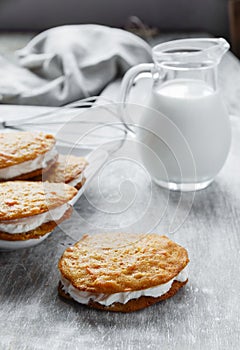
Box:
[0,33,240,350]
[0,114,239,350]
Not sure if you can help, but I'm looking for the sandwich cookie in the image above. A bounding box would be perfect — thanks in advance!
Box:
[0,131,58,180]
[58,233,189,312]
[33,154,88,190]
[0,181,77,241]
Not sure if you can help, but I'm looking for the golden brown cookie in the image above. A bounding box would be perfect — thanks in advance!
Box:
[0,181,77,240]
[0,131,57,180]
[32,154,88,189]
[58,233,189,312]
[74,177,86,190]
[0,181,77,220]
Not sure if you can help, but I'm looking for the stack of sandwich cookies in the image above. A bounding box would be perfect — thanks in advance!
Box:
[0,181,77,241]
[0,131,58,181]
[58,233,189,312]
[33,154,88,190]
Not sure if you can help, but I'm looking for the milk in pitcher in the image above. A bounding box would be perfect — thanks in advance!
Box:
[138,78,231,189]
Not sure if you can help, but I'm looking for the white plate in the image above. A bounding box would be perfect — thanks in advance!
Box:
[0,233,52,251]
[0,103,127,250]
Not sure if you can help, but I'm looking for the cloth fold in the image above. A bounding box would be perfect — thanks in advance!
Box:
[0,25,152,106]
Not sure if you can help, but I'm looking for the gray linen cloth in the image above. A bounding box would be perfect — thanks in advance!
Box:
[0,25,152,106]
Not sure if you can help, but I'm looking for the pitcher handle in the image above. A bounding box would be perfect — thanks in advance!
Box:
[120,63,154,131]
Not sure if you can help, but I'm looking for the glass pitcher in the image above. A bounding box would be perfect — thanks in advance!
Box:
[120,38,231,191]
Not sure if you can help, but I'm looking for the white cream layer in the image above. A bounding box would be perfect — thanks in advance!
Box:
[0,146,58,179]
[0,203,68,234]
[60,266,188,306]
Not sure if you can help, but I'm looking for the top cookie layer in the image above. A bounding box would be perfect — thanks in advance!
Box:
[0,181,77,220]
[0,132,56,169]
[42,155,88,183]
[59,233,189,294]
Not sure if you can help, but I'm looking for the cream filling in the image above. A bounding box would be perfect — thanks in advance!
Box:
[0,146,58,179]
[60,266,188,306]
[0,203,69,234]
[68,172,84,187]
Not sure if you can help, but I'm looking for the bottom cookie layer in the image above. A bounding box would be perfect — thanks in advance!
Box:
[0,207,72,241]
[58,279,188,312]
[74,177,86,190]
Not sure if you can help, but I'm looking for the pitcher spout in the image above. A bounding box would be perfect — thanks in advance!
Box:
[207,38,230,64]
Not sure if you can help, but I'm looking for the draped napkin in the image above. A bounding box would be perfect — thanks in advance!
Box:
[0,24,152,106]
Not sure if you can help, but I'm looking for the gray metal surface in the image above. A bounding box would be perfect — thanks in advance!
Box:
[0,33,240,350]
